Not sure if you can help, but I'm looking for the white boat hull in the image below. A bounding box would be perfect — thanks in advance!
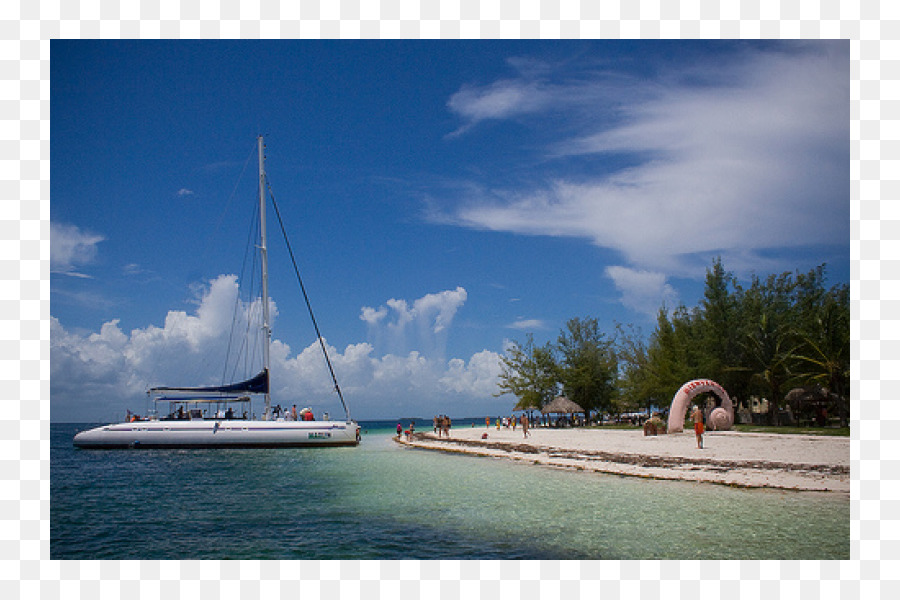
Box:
[73,419,361,449]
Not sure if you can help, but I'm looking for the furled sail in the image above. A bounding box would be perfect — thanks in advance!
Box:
[149,369,269,395]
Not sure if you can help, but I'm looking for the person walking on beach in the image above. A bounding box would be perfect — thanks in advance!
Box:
[691,405,704,449]
[521,414,530,438]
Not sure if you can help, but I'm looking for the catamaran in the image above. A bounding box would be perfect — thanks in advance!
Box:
[74,137,360,449]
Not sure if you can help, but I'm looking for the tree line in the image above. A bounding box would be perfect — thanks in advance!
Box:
[497,259,850,426]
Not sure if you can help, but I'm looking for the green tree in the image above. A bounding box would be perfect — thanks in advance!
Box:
[556,317,617,422]
[699,257,746,396]
[792,282,850,426]
[496,334,558,413]
[741,312,797,423]
[734,272,802,424]
[615,322,656,415]
[643,305,708,406]
[495,258,848,429]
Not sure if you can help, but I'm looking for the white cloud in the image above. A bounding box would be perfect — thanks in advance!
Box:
[440,350,504,397]
[359,305,388,325]
[50,222,104,277]
[441,45,849,285]
[361,287,468,357]
[177,188,194,196]
[52,277,507,421]
[605,266,678,318]
[447,80,548,135]
[507,319,547,331]
[412,287,468,334]
[445,57,636,136]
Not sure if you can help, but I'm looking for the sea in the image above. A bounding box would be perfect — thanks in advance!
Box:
[51,420,849,560]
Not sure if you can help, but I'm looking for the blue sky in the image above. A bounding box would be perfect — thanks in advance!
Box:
[50,40,849,422]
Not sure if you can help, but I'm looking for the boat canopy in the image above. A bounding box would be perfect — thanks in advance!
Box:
[148,369,268,395]
[153,395,250,404]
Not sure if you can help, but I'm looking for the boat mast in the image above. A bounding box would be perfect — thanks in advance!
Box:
[258,135,272,421]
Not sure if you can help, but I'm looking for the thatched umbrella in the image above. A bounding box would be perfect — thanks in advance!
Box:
[541,396,584,415]
[785,386,838,425]
[541,396,585,427]
[785,386,831,407]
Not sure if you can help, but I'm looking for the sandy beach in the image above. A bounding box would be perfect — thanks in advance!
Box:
[396,426,850,493]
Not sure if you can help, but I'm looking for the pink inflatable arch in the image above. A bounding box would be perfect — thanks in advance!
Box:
[667,379,733,433]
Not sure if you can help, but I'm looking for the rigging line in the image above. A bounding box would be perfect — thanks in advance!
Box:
[229,234,263,386]
[223,197,260,385]
[198,141,257,266]
[267,182,351,422]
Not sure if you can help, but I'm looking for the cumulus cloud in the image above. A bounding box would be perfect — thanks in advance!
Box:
[360,287,468,357]
[440,350,504,397]
[441,44,849,287]
[605,266,678,318]
[52,277,504,421]
[359,305,388,325]
[53,275,267,420]
[50,222,105,277]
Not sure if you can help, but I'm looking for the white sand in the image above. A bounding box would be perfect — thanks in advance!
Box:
[396,426,849,493]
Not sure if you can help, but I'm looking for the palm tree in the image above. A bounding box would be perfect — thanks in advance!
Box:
[791,285,850,426]
[741,312,798,425]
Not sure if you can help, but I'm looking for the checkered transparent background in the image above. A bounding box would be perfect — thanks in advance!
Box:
[7,0,895,597]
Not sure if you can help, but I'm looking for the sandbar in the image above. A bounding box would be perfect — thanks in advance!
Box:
[395,426,849,493]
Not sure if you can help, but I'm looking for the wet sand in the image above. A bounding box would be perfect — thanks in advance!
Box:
[395,426,850,493]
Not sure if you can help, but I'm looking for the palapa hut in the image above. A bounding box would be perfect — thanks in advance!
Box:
[784,385,840,427]
[541,396,585,427]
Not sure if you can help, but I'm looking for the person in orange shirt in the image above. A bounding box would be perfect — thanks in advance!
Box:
[691,405,704,449]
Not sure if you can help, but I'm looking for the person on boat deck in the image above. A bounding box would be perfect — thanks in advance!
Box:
[225,407,233,420]
[303,410,314,421]
[291,405,297,421]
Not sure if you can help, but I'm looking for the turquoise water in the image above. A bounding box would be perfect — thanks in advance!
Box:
[51,421,849,560]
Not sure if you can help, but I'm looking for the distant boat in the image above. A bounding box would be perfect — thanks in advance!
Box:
[74,137,360,449]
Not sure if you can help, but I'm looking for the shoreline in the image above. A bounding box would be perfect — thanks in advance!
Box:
[395,427,850,493]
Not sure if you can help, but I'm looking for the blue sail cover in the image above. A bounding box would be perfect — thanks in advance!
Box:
[149,369,269,395]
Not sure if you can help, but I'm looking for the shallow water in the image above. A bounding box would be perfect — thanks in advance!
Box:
[51,421,849,559]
